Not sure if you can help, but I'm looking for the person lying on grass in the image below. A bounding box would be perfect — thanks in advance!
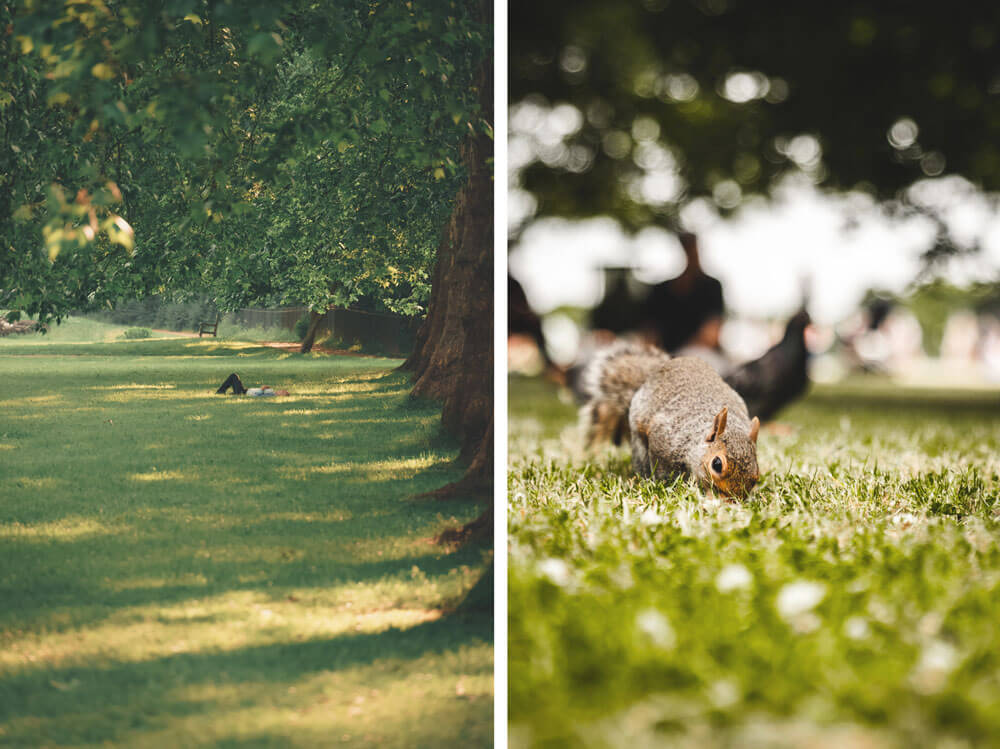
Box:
[215,372,289,397]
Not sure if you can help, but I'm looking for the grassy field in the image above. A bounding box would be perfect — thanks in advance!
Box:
[0,327,491,748]
[509,375,1000,748]
[2,316,191,343]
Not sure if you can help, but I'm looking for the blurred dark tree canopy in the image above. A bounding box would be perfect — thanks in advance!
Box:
[510,0,1000,240]
[1,0,488,322]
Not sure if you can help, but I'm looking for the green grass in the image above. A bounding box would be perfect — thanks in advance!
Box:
[509,375,1000,748]
[1,316,188,344]
[0,337,491,748]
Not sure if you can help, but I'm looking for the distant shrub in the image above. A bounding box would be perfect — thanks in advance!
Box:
[80,295,218,333]
[294,313,312,341]
[122,327,152,339]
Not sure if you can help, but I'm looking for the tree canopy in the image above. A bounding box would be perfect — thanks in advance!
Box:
[2,0,488,322]
[510,0,1000,244]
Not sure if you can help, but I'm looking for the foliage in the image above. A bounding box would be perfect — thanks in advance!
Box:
[510,375,1000,746]
[858,280,1000,356]
[510,0,1000,239]
[83,294,217,331]
[294,311,311,341]
[0,340,491,746]
[903,279,1000,356]
[2,0,489,323]
[120,326,151,338]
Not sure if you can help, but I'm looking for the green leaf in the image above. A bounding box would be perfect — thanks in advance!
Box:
[91,63,115,80]
[247,32,283,66]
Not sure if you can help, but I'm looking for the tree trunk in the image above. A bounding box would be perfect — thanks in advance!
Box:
[299,310,324,353]
[403,4,493,501]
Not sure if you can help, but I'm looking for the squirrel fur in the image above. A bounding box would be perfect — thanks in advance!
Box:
[581,342,760,497]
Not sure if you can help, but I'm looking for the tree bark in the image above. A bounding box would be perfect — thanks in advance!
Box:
[403,4,493,501]
[299,310,324,354]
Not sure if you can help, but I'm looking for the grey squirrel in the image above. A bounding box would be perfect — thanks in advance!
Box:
[581,342,760,497]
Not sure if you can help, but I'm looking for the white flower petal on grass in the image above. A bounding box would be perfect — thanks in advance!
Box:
[792,612,822,634]
[707,679,741,708]
[843,616,870,640]
[776,580,826,620]
[917,640,959,674]
[918,611,943,637]
[911,640,961,694]
[538,558,572,587]
[638,507,665,525]
[636,608,676,650]
[715,564,753,593]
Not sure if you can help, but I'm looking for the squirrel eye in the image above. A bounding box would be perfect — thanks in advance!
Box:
[711,456,723,474]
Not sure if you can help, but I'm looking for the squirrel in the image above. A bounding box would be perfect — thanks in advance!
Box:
[581,342,760,497]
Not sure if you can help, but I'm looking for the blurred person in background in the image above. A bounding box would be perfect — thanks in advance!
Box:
[642,232,725,358]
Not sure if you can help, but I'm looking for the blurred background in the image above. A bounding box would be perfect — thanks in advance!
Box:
[508,0,1000,394]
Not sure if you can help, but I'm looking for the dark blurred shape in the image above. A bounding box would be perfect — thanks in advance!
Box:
[865,293,895,331]
[509,274,547,360]
[511,0,1000,239]
[509,274,558,373]
[724,309,811,421]
[643,233,724,353]
[590,267,647,334]
[835,289,898,372]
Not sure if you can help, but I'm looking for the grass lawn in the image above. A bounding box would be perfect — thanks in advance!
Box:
[509,374,1000,748]
[1,316,193,343]
[0,328,491,748]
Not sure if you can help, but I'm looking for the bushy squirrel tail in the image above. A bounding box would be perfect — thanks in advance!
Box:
[580,342,671,448]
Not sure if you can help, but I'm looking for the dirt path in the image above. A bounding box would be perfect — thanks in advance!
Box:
[150,329,201,338]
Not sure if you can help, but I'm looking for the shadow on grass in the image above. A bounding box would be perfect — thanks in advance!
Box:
[1,527,489,632]
[1,349,493,745]
[806,387,1000,416]
[0,338,406,362]
[0,613,490,745]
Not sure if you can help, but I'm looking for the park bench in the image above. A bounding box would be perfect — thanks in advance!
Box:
[198,314,220,337]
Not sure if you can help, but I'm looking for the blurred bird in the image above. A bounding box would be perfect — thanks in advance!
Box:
[723,308,811,422]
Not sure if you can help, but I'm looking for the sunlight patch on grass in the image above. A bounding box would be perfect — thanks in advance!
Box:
[0,589,444,675]
[0,394,65,405]
[130,469,196,482]
[257,511,353,523]
[325,381,389,395]
[102,390,214,403]
[0,443,17,450]
[279,454,443,481]
[182,340,261,351]
[0,516,111,540]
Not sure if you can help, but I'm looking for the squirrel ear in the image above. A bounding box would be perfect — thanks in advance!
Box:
[706,406,728,442]
[749,416,760,444]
